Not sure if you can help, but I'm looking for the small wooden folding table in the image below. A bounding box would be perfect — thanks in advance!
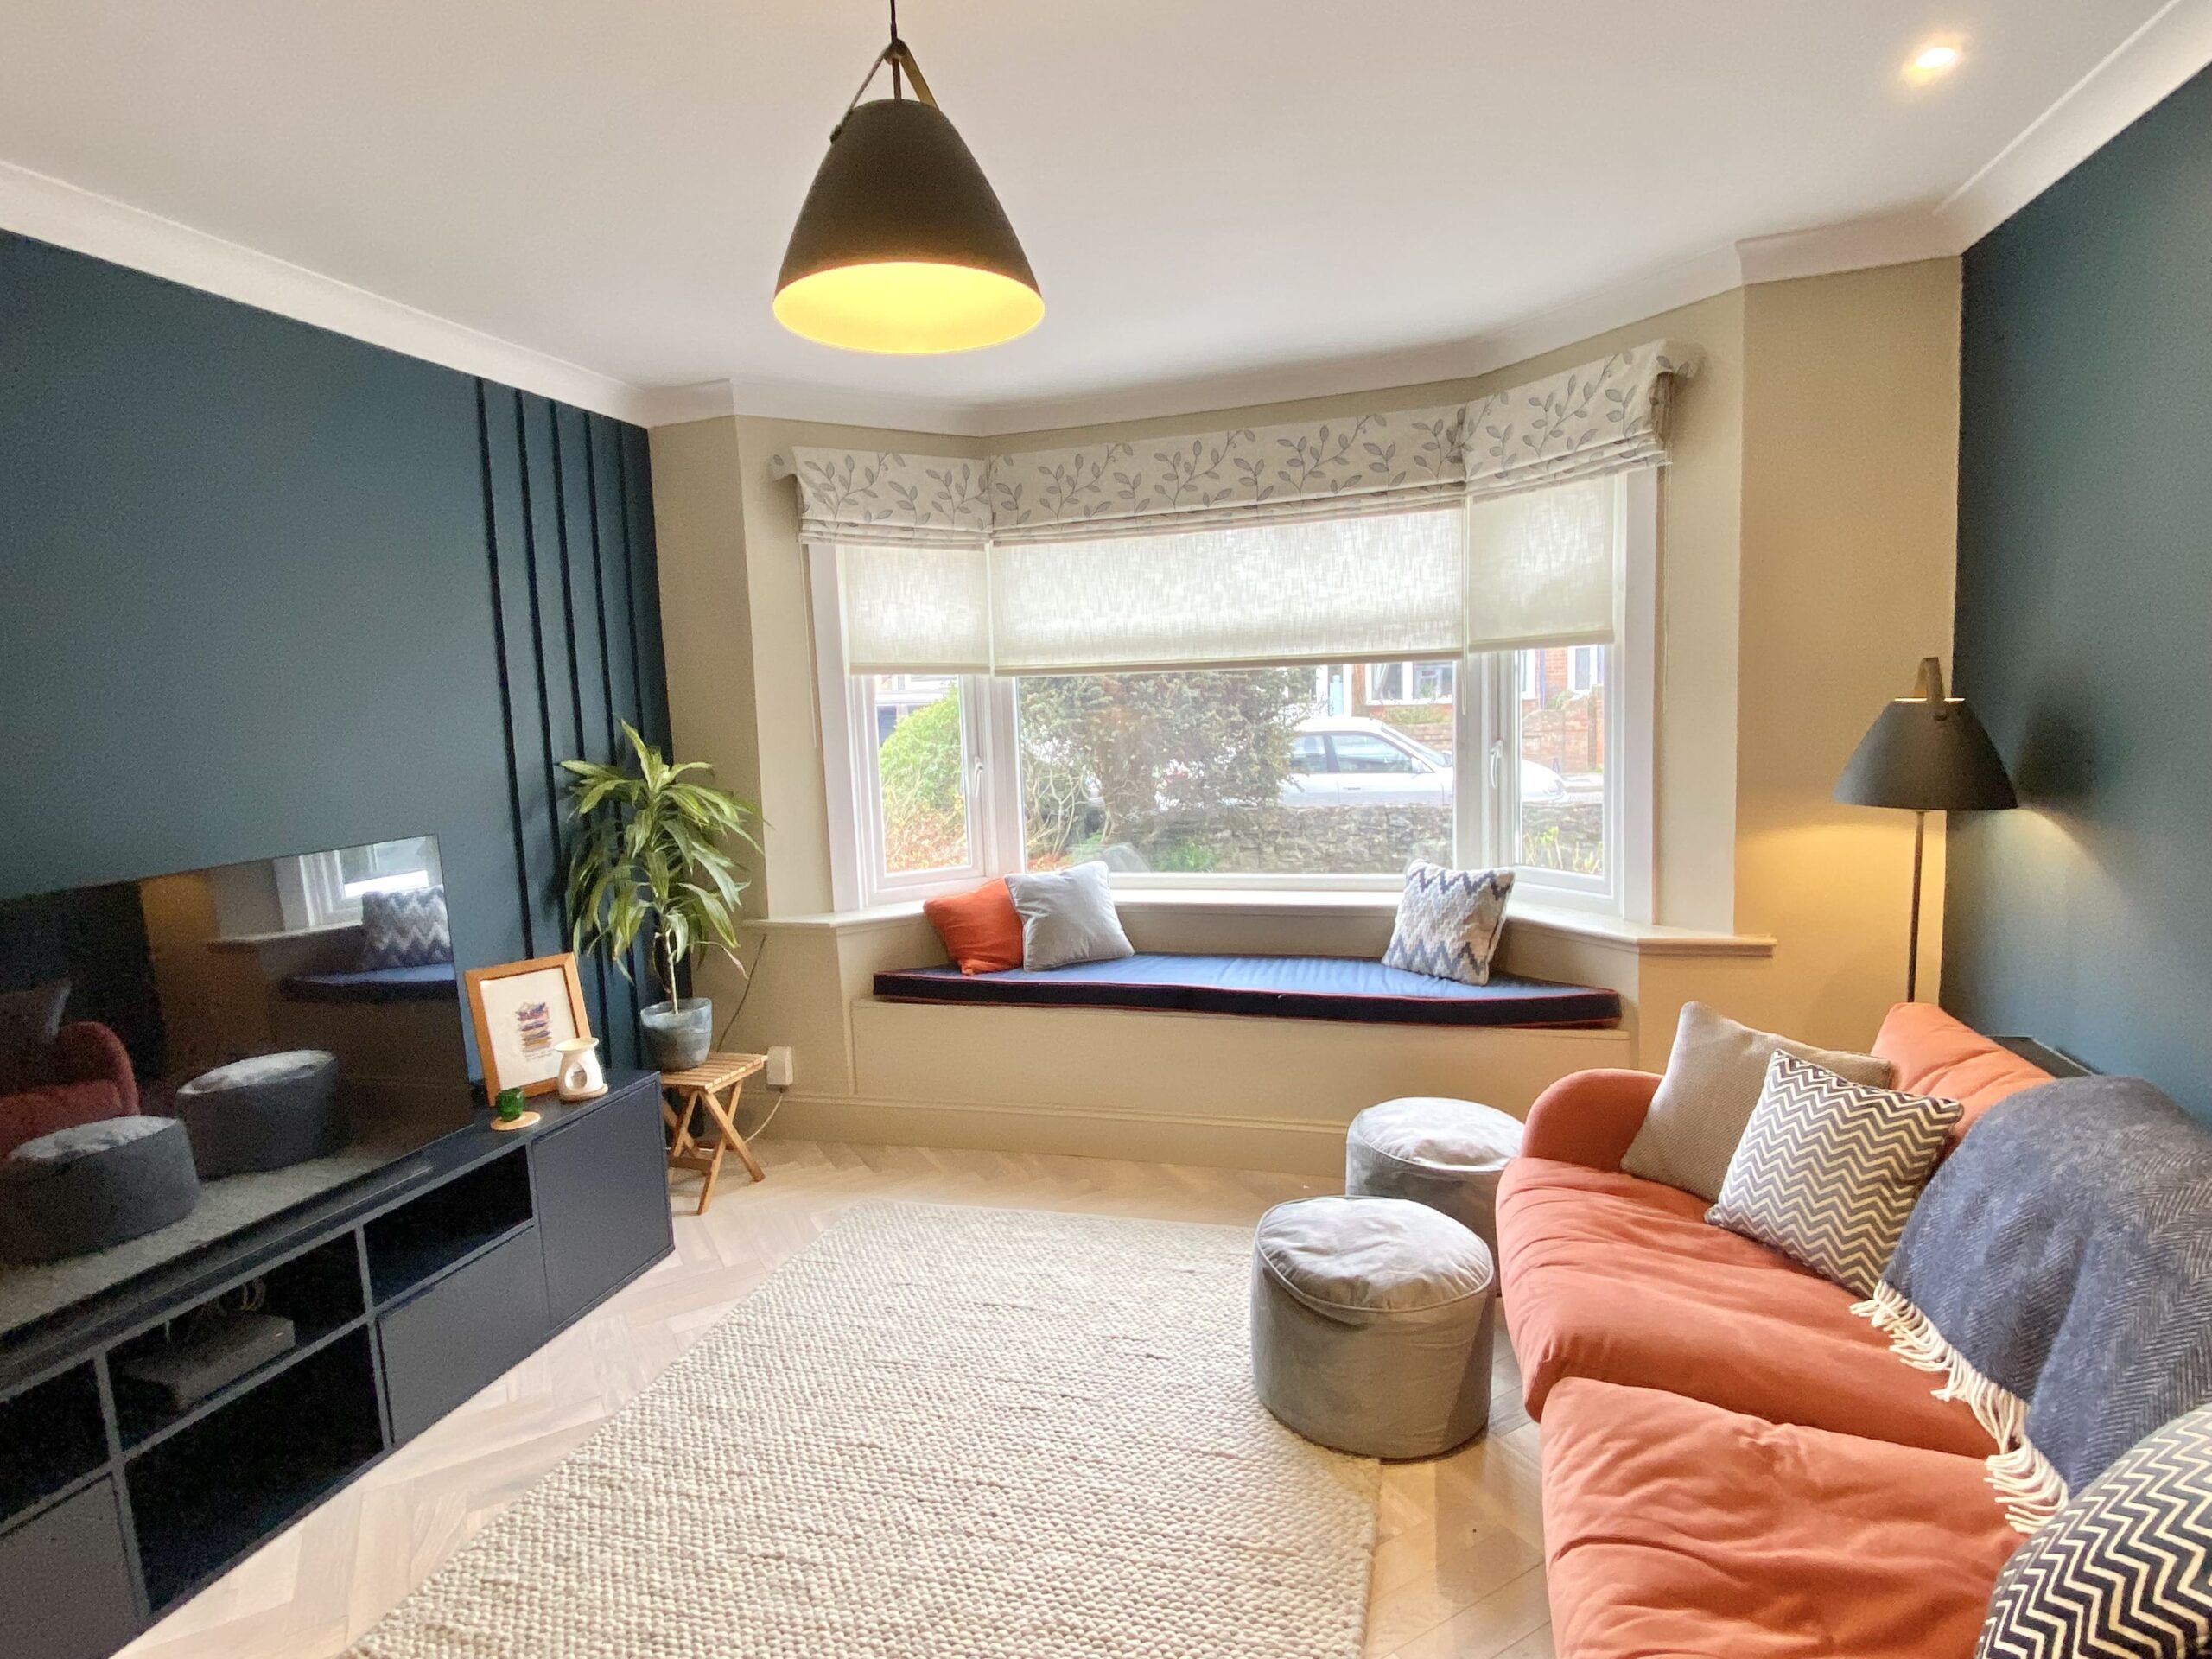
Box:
[659,1052,767,1214]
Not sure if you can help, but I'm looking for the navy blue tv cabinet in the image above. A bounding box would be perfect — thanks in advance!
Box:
[0,1070,672,1659]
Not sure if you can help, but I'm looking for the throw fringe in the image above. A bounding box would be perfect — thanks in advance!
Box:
[1986,1438,2069,1535]
[1850,1282,2067,1534]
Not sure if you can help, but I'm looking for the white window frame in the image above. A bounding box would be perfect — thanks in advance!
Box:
[810,467,1656,918]
[276,839,442,931]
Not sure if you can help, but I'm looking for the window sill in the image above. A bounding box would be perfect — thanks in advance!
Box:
[753,890,1772,959]
[207,922,363,950]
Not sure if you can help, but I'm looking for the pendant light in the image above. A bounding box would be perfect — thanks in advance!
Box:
[774,2,1043,354]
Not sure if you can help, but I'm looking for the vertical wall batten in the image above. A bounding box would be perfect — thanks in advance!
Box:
[471,386,661,1071]
[474,381,538,962]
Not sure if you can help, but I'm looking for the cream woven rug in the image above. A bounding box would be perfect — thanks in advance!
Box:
[349,1202,1379,1658]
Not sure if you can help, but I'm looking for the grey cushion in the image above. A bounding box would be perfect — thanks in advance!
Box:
[1346,1097,1523,1256]
[1382,864,1512,986]
[1620,1001,1895,1202]
[358,885,452,970]
[1006,862,1135,972]
[177,1049,344,1177]
[1249,1195,1496,1459]
[1707,1052,1961,1295]
[0,1115,200,1262]
[0,978,69,1096]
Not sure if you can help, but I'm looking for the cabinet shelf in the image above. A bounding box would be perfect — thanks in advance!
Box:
[0,1363,106,1529]
[126,1329,384,1614]
[109,1235,366,1449]
[365,1148,534,1304]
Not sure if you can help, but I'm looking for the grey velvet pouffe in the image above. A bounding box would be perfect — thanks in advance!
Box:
[1346,1096,1524,1256]
[0,1116,201,1262]
[1250,1195,1497,1459]
[177,1049,344,1177]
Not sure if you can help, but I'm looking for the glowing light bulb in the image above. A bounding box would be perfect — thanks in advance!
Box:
[1904,41,1964,84]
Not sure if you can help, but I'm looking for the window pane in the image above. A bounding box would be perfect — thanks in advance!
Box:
[873,676,971,874]
[1017,664,1453,877]
[336,837,435,899]
[1516,647,1606,877]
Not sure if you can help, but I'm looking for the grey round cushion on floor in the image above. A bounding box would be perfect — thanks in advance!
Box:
[0,1116,200,1262]
[177,1049,344,1177]
[1345,1096,1524,1256]
[1250,1195,1497,1459]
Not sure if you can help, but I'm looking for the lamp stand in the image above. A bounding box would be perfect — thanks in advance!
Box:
[1906,809,1926,1002]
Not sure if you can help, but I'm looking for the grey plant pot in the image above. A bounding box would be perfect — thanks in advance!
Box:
[639,998,713,1072]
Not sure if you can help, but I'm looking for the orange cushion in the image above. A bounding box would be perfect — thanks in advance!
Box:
[1542,1378,2020,1659]
[921,879,1024,975]
[1874,1003,2051,1146]
[1497,1157,1990,1455]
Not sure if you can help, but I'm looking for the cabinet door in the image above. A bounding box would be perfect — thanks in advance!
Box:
[0,1479,143,1659]
[378,1227,550,1446]
[533,1082,674,1329]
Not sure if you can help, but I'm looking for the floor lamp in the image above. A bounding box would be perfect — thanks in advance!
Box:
[1835,657,2017,1001]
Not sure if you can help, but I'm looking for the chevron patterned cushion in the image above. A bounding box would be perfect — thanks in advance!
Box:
[1706,1051,1961,1296]
[358,885,453,970]
[1978,1402,2212,1657]
[1382,864,1513,987]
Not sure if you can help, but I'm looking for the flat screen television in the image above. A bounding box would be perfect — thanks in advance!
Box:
[0,836,474,1344]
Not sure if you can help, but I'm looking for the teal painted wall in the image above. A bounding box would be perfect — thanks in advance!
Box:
[1945,67,2212,1120]
[0,230,668,1072]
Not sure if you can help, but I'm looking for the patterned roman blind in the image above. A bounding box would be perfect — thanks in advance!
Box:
[779,340,1696,670]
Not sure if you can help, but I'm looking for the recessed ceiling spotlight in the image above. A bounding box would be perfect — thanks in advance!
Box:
[1904,41,1964,84]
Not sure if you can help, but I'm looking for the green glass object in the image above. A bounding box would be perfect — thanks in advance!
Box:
[493,1087,528,1122]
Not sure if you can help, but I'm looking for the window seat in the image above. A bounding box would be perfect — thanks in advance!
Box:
[277,963,457,1005]
[872,953,1621,1029]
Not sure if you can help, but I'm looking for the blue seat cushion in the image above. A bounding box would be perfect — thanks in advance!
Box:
[873,953,1619,1028]
[278,963,458,1005]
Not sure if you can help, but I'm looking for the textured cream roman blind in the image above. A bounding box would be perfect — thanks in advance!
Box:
[989,507,1466,674]
[785,339,1695,671]
[1465,474,1619,651]
[839,543,991,673]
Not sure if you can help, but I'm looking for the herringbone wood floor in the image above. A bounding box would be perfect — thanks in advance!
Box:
[119,1140,1551,1659]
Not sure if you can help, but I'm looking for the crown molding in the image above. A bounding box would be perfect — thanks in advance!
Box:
[1935,0,2212,248]
[0,158,659,425]
[632,379,738,426]
[722,374,987,436]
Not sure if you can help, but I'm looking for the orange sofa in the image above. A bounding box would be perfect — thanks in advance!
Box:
[1497,1004,2056,1659]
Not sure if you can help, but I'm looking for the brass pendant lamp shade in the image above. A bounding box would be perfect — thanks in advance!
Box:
[774,17,1042,354]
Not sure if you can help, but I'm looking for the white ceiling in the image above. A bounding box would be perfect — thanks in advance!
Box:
[2,2,2208,432]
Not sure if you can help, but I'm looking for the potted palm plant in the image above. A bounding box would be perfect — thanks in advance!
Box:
[562,722,760,1072]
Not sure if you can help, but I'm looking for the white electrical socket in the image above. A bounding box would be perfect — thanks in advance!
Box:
[765,1046,795,1089]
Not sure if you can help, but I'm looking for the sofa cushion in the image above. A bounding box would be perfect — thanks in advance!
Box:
[1622,1001,1895,1201]
[0,979,70,1096]
[1542,1378,2021,1659]
[1873,1001,2053,1148]
[1497,1156,1991,1455]
[0,1078,127,1160]
[1707,1051,1961,1295]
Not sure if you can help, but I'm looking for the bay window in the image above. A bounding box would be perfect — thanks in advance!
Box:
[790,337,1689,922]
[814,470,1655,912]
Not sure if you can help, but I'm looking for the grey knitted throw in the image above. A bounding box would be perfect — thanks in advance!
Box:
[1856,1075,2212,1532]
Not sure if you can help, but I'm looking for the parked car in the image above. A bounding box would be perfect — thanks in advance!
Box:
[1283,716,1565,807]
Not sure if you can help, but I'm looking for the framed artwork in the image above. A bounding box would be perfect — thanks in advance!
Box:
[464,952,593,1099]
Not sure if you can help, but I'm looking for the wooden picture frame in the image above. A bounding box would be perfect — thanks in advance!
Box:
[464,952,594,1099]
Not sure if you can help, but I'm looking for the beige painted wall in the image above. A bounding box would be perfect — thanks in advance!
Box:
[1728,259,1963,1047]
[649,258,1963,1162]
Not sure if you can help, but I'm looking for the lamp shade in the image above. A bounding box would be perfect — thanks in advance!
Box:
[1835,658,2017,811]
[774,96,1043,354]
